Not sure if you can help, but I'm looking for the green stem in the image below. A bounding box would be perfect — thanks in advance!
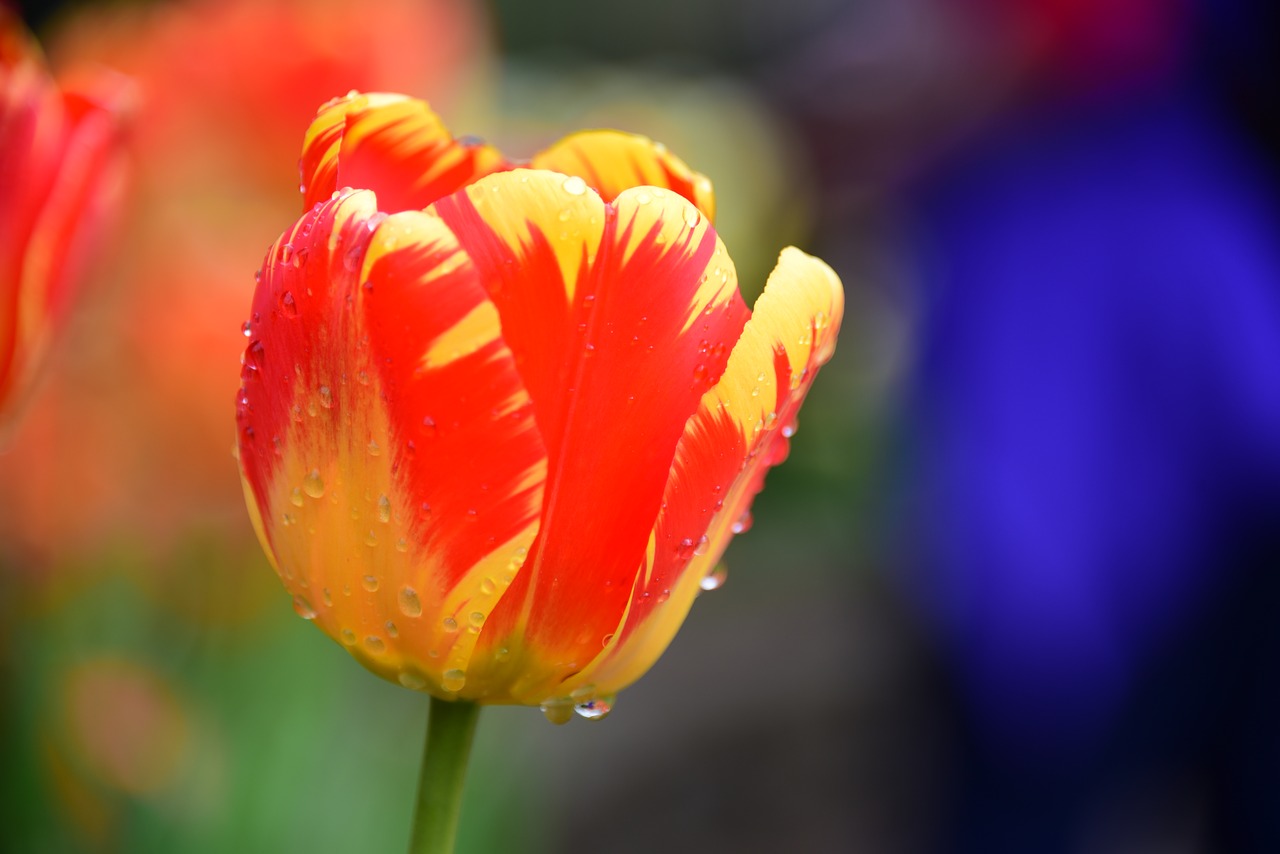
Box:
[408,696,481,854]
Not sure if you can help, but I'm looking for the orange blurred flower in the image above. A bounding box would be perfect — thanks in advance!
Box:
[0,0,488,568]
[0,9,129,434]
[236,94,843,717]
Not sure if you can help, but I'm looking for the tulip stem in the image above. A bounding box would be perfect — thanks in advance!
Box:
[408,696,480,854]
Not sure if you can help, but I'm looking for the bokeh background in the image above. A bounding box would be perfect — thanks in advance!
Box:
[4,0,1279,851]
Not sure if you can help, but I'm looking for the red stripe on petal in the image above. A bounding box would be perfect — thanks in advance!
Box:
[578,246,843,696]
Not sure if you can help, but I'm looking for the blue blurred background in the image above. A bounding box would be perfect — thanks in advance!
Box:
[3,0,1279,851]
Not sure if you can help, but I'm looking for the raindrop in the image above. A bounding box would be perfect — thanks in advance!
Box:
[731,511,753,535]
[364,636,385,653]
[280,291,298,317]
[292,595,316,620]
[399,669,428,690]
[574,695,615,721]
[303,468,325,498]
[693,534,710,556]
[541,700,574,725]
[318,385,333,409]
[479,577,496,596]
[322,588,333,606]
[442,669,466,692]
[676,537,696,559]
[290,487,304,507]
[700,564,729,592]
[442,617,458,632]
[562,175,588,196]
[421,416,438,437]
[365,530,378,546]
[396,537,409,553]
[469,611,485,628]
[398,587,423,617]
[241,320,252,338]
[377,495,392,523]
[362,574,379,592]
[340,628,357,645]
[385,621,399,638]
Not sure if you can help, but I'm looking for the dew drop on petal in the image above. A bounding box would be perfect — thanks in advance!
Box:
[362,574,379,592]
[398,587,423,617]
[541,699,574,725]
[442,617,458,632]
[292,595,316,620]
[693,534,710,556]
[731,511,753,535]
[385,621,399,638]
[340,628,357,645]
[303,468,325,498]
[700,564,729,592]
[574,695,615,721]
[398,669,428,690]
[561,175,587,196]
[442,669,466,692]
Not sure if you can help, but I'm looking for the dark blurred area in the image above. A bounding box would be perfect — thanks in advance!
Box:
[4,0,1279,852]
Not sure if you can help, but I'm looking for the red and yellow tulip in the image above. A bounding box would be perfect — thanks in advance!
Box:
[0,10,128,431]
[236,92,842,717]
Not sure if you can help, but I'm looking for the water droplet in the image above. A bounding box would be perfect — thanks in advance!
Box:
[290,487,304,507]
[399,669,428,690]
[364,635,385,653]
[385,621,399,638]
[396,537,409,553]
[562,175,587,196]
[676,537,696,559]
[693,534,710,556]
[377,494,391,523]
[322,587,333,606]
[303,468,325,498]
[731,511,753,535]
[634,190,652,205]
[241,320,252,337]
[364,530,378,547]
[398,587,423,617]
[292,595,316,620]
[700,564,729,592]
[479,577,496,596]
[421,416,438,437]
[574,695,615,720]
[362,574,379,592]
[340,628,357,645]
[318,385,333,409]
[469,611,485,627]
[442,617,458,632]
[541,699,574,725]
[781,420,797,438]
[367,439,381,456]
[692,363,708,381]
[442,669,466,692]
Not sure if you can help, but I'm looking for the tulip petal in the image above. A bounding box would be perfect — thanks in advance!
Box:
[430,170,750,701]
[237,189,546,696]
[577,246,844,695]
[531,129,716,221]
[0,17,129,425]
[299,90,510,213]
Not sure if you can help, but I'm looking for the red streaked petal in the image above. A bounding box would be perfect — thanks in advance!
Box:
[577,246,844,696]
[430,170,750,702]
[299,90,510,213]
[531,129,716,220]
[236,190,546,698]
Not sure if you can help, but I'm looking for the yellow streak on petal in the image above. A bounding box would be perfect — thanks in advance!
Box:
[452,169,606,305]
[531,129,717,220]
[420,301,501,370]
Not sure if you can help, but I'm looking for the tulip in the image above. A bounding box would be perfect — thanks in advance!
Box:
[0,11,128,433]
[237,93,843,717]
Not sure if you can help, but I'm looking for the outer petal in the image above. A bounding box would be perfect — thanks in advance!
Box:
[299,90,510,213]
[236,189,545,698]
[0,14,129,429]
[530,129,716,221]
[430,170,750,703]
[575,247,844,697]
